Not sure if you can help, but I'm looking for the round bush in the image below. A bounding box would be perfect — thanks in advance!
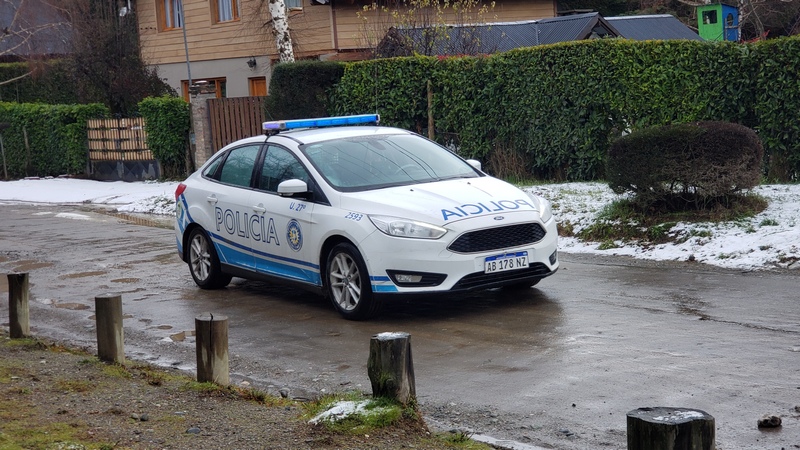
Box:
[607,121,763,207]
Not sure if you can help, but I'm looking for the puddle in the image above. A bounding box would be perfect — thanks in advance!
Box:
[54,302,91,310]
[168,330,196,342]
[60,271,107,279]
[13,260,54,272]
[111,278,140,284]
[87,313,135,320]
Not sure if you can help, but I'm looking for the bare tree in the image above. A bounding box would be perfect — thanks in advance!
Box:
[358,0,497,58]
[0,0,71,85]
[62,0,171,115]
[740,0,800,39]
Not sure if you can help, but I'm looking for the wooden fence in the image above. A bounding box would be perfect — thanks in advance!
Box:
[208,96,266,152]
[87,118,152,161]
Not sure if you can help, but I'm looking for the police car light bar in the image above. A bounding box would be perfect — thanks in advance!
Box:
[263,114,380,131]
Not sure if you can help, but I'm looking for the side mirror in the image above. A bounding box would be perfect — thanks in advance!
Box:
[277,179,309,197]
[466,159,482,171]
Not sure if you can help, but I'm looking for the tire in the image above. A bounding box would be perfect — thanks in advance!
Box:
[325,242,381,320]
[187,228,232,289]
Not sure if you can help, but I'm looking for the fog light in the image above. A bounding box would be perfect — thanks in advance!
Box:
[395,274,423,283]
[386,270,446,287]
[549,249,558,265]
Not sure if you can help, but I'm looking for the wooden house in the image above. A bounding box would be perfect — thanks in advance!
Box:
[134,0,558,99]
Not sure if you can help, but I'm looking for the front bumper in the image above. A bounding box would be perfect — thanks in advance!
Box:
[360,216,559,295]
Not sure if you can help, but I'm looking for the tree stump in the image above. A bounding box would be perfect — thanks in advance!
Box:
[195,312,229,385]
[367,332,416,405]
[627,407,715,450]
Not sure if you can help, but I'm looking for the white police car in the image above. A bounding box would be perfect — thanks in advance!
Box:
[175,114,558,320]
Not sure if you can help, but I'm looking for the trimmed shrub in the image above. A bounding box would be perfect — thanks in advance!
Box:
[139,96,191,179]
[264,61,345,121]
[607,121,763,208]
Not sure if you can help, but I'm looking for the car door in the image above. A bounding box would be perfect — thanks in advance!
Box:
[205,144,262,271]
[250,144,319,285]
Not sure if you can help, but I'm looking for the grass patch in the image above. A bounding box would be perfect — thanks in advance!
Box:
[101,363,132,379]
[576,193,768,245]
[54,379,94,393]
[302,393,419,435]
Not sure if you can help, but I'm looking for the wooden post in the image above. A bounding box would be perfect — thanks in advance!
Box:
[368,331,416,405]
[195,312,229,385]
[95,294,125,364]
[8,273,30,338]
[627,407,715,450]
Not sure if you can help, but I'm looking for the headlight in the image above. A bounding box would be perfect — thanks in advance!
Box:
[369,215,447,239]
[527,193,553,223]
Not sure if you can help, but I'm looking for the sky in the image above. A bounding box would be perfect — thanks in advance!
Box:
[1,177,798,272]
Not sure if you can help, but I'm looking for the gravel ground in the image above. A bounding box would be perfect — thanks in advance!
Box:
[0,330,477,450]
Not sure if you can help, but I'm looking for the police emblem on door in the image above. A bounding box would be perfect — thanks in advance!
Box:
[287,219,303,252]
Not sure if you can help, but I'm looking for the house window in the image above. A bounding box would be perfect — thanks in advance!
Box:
[159,0,183,30]
[702,10,717,25]
[214,0,239,23]
[286,0,302,9]
[182,78,227,101]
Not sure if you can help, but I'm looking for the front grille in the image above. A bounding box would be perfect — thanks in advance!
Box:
[450,263,554,291]
[448,223,547,253]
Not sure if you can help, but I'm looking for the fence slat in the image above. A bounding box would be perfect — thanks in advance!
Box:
[87,118,152,162]
[208,97,266,152]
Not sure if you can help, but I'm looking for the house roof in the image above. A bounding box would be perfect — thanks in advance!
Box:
[390,11,701,56]
[400,12,620,55]
[605,14,703,41]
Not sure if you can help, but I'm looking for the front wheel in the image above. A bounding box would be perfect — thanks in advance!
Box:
[325,242,381,320]
[187,228,232,289]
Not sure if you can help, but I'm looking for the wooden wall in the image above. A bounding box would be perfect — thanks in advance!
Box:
[137,0,556,64]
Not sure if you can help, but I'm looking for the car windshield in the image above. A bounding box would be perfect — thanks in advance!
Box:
[301,134,481,191]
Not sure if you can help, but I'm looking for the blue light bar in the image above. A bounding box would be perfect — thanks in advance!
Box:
[262,114,380,131]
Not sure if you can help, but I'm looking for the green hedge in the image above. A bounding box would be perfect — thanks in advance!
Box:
[0,102,108,179]
[330,36,800,182]
[139,96,191,179]
[265,61,345,120]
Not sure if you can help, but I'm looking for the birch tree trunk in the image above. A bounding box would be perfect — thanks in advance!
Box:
[268,0,296,62]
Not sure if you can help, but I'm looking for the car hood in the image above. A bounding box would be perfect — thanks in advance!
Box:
[337,177,541,226]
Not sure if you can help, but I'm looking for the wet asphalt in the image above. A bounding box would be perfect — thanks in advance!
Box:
[0,203,798,449]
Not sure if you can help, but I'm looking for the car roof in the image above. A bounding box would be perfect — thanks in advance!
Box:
[269,125,412,146]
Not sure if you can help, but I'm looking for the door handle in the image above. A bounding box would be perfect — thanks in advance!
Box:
[253,204,266,214]
[206,195,218,204]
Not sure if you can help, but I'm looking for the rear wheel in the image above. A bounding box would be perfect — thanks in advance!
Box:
[187,228,232,289]
[326,242,381,320]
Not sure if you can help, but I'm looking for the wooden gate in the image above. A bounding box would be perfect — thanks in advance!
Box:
[87,118,158,181]
[208,96,267,152]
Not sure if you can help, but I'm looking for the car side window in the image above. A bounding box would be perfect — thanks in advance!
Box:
[218,145,260,187]
[202,154,224,178]
[257,145,310,192]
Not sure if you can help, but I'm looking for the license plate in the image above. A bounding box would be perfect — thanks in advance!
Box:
[484,252,528,274]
